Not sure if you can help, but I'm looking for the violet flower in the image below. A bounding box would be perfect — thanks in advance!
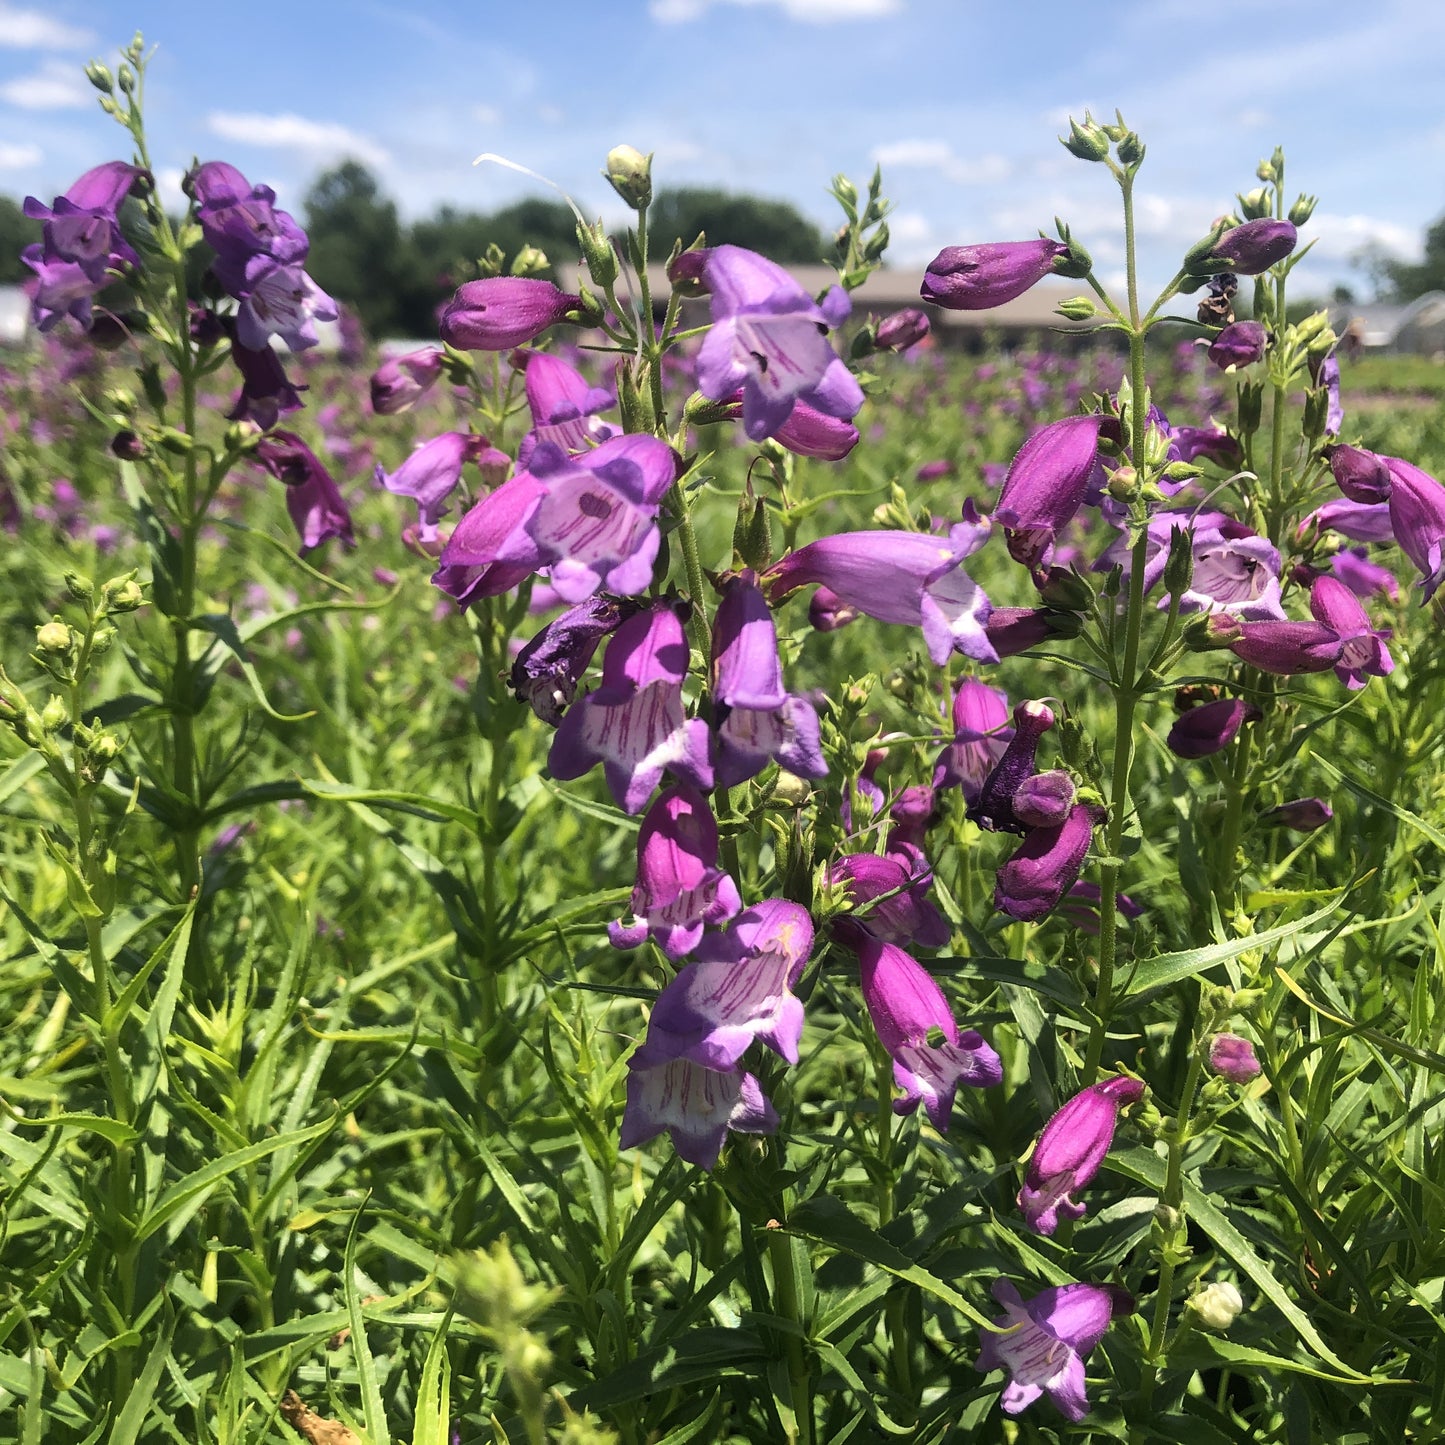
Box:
[1330,548,1399,603]
[1208,1033,1262,1083]
[1326,444,1392,504]
[1013,770,1077,829]
[766,511,996,665]
[440,277,581,350]
[515,349,618,468]
[1166,697,1260,759]
[253,431,354,554]
[920,240,1068,310]
[432,470,548,606]
[371,347,443,414]
[856,936,1002,1130]
[188,160,309,290]
[995,415,1108,570]
[1019,1075,1145,1235]
[1384,455,1445,601]
[828,852,949,949]
[1314,351,1344,436]
[971,700,1056,834]
[694,244,863,442]
[620,1058,777,1170]
[808,585,858,632]
[1206,320,1266,370]
[1204,219,1297,275]
[234,256,338,353]
[983,606,1057,658]
[376,432,488,543]
[1308,575,1393,689]
[976,1279,1131,1421]
[549,601,713,814]
[629,899,813,1069]
[1302,498,1394,545]
[509,594,635,725]
[1260,797,1334,832]
[1223,619,1344,675]
[995,803,1103,923]
[874,307,931,351]
[934,676,1012,803]
[711,570,826,787]
[23,161,144,281]
[225,324,306,429]
[608,786,743,961]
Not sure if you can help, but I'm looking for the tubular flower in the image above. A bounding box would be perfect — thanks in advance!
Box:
[1205,219,1297,275]
[1222,619,1344,675]
[994,415,1109,571]
[1259,797,1334,832]
[376,432,488,543]
[608,786,742,961]
[995,803,1103,922]
[971,700,1056,834]
[874,307,931,351]
[515,349,618,467]
[1206,320,1266,370]
[620,1059,777,1171]
[765,510,996,665]
[934,676,1012,803]
[23,161,144,281]
[1326,444,1392,504]
[1019,1075,1145,1235]
[855,936,1002,1131]
[1208,1033,1262,1083]
[920,240,1068,311]
[828,851,949,949]
[253,431,354,554]
[440,277,582,351]
[1307,575,1393,689]
[223,321,306,429]
[509,595,636,726]
[1384,455,1445,602]
[1166,697,1260,759]
[549,601,713,814]
[188,160,309,290]
[370,346,443,414]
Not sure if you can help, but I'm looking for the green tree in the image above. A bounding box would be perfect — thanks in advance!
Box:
[647,187,826,263]
[0,195,40,285]
[1377,212,1445,301]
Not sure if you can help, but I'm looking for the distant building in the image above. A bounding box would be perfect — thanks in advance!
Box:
[1329,293,1445,356]
[0,286,30,347]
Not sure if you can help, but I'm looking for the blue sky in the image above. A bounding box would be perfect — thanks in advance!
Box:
[2,0,1443,298]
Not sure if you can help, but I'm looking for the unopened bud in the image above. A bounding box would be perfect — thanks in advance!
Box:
[64,572,95,603]
[110,430,145,460]
[102,575,145,613]
[1106,465,1138,501]
[36,621,73,654]
[1034,566,1094,611]
[85,61,114,93]
[509,245,549,277]
[1238,187,1271,220]
[576,219,618,289]
[770,771,810,807]
[1162,525,1194,596]
[1188,1281,1244,1331]
[116,63,136,95]
[89,732,123,763]
[604,145,653,210]
[1055,296,1097,321]
[40,695,68,732]
[1116,131,1145,169]
[1061,115,1110,162]
[1053,233,1093,279]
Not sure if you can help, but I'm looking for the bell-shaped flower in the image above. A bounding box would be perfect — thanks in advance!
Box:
[934,677,1012,802]
[509,595,636,725]
[808,585,859,632]
[620,1058,777,1170]
[231,254,336,353]
[1308,575,1393,689]
[253,431,354,554]
[694,244,863,441]
[920,240,1068,310]
[515,349,618,468]
[1385,455,1445,602]
[975,1279,1132,1422]
[608,786,743,961]
[711,571,826,787]
[1330,548,1399,602]
[995,803,1103,922]
[189,160,310,291]
[23,161,145,282]
[440,277,582,351]
[995,415,1108,571]
[432,470,549,606]
[1166,697,1260,759]
[377,432,488,543]
[1019,1075,1145,1235]
[828,852,949,949]
[1206,320,1266,370]
[716,390,860,459]
[1302,497,1394,544]
[1326,444,1392,504]
[629,899,813,1070]
[855,936,1002,1131]
[549,600,713,814]
[766,510,996,665]
[370,346,443,414]
[20,248,111,332]
[971,700,1056,834]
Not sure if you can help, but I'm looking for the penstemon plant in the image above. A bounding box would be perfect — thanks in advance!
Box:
[8,34,1445,1445]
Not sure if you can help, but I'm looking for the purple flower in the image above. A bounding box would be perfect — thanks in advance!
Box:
[1019,1075,1145,1235]
[515,349,618,468]
[982,606,1055,658]
[995,804,1103,923]
[915,459,955,484]
[971,700,1056,835]
[1013,770,1077,829]
[1326,444,1392,504]
[253,431,354,554]
[1308,575,1393,689]
[1314,351,1344,436]
[828,852,949,949]
[875,307,931,351]
[694,245,863,442]
[1206,219,1297,275]
[20,249,111,332]
[976,1279,1131,1421]
[234,257,338,353]
[620,1059,777,1170]
[1060,881,1143,935]
[1330,548,1399,603]
[432,470,549,605]
[377,432,488,543]
[856,936,1001,1130]
[1223,619,1344,675]
[934,677,1012,802]
[1206,320,1266,370]
[188,160,309,289]
[807,585,858,632]
[440,278,582,351]
[371,347,443,414]
[549,601,713,814]
[711,570,826,787]
[1303,498,1394,544]
[770,397,860,460]
[1208,1033,1262,1083]
[509,594,636,725]
[766,512,996,665]
[23,161,144,282]
[225,324,306,429]
[1170,424,1241,468]
[630,899,814,1068]
[1166,697,1260,759]
[1260,797,1334,832]
[608,786,743,960]
[920,240,1068,311]
[995,415,1108,570]
[1385,455,1445,601]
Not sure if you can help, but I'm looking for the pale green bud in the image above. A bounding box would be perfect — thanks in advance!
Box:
[116,63,136,95]
[102,575,145,613]
[1238,187,1271,220]
[36,621,73,654]
[577,218,618,288]
[1289,193,1317,227]
[1188,1281,1244,1331]
[40,695,68,732]
[64,572,95,603]
[509,244,549,277]
[1061,115,1110,162]
[1056,296,1097,321]
[85,61,114,94]
[604,145,653,210]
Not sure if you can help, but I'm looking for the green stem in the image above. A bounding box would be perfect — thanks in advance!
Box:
[767,1231,814,1445]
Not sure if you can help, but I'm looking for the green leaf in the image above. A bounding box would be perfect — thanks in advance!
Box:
[0,750,45,809]
[191,613,315,722]
[1314,754,1445,851]
[104,904,195,1033]
[412,1311,453,1445]
[1166,1332,1382,1385]
[934,954,1088,1012]
[344,1199,391,1445]
[107,1306,175,1445]
[3,1110,137,1147]
[300,777,482,831]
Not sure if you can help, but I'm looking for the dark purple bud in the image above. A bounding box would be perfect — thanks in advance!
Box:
[1259,797,1334,832]
[1012,769,1076,829]
[110,430,145,461]
[509,595,636,725]
[914,459,955,484]
[971,700,1056,834]
[874,307,931,351]
[828,851,949,949]
[1206,320,1266,370]
[1326,444,1392,504]
[1166,697,1260,759]
[921,240,1069,311]
[995,803,1103,923]
[889,785,937,852]
[808,585,858,632]
[983,606,1053,658]
[1206,219,1298,276]
[439,278,582,351]
[1208,1033,1262,1083]
[1228,620,1344,675]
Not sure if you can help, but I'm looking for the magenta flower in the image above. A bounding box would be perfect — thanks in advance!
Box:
[768,397,860,460]
[808,585,859,632]
[1205,219,1297,275]
[549,601,713,814]
[371,346,443,414]
[971,700,1056,835]
[515,349,618,467]
[994,415,1108,570]
[620,1059,777,1170]
[1330,548,1399,602]
[828,852,949,949]
[1308,575,1393,689]
[766,511,996,665]
[630,899,814,1069]
[1019,1075,1144,1235]
[1206,320,1266,370]
[1385,455,1445,601]
[694,244,863,442]
[509,595,636,725]
[874,307,931,351]
[995,804,1103,922]
[1166,697,1260,759]
[440,277,581,350]
[1326,444,1392,504]
[934,677,1012,803]
[983,606,1057,658]
[253,431,354,554]
[1208,1033,1262,1083]
[377,432,488,543]
[976,1279,1132,1421]
[1303,497,1394,544]
[711,571,826,787]
[1223,619,1344,675]
[609,786,742,961]
[855,936,1002,1130]
[920,240,1068,310]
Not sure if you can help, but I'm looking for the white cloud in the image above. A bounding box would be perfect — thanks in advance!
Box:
[652,0,901,23]
[0,3,93,49]
[472,104,501,127]
[885,208,938,265]
[206,112,390,169]
[0,57,90,109]
[1306,211,1421,261]
[0,140,41,168]
[155,165,187,214]
[871,138,1010,186]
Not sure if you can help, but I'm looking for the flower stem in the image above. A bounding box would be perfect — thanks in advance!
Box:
[767,1230,814,1444]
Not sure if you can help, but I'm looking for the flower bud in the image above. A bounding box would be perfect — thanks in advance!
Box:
[1208,1033,1262,1083]
[771,770,811,807]
[1116,131,1145,168]
[1188,1281,1244,1331]
[577,219,619,288]
[116,62,135,95]
[1034,566,1094,611]
[920,240,1069,311]
[110,430,146,461]
[1259,797,1333,832]
[604,145,653,210]
[1166,698,1259,759]
[102,575,145,612]
[1197,219,1298,277]
[40,694,68,731]
[64,572,95,603]
[874,307,930,352]
[808,585,858,633]
[36,621,73,654]
[667,249,708,296]
[1013,769,1077,829]
[1325,444,1391,503]
[1056,296,1097,321]
[1207,320,1267,371]
[1238,188,1271,220]
[85,61,115,93]
[439,278,583,351]
[509,244,549,277]
[1162,524,1194,596]
[1289,194,1318,227]
[1061,115,1110,162]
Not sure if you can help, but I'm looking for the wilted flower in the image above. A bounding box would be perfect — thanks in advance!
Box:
[510,595,635,725]
[920,240,1068,310]
[440,277,582,351]
[1207,1033,1262,1083]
